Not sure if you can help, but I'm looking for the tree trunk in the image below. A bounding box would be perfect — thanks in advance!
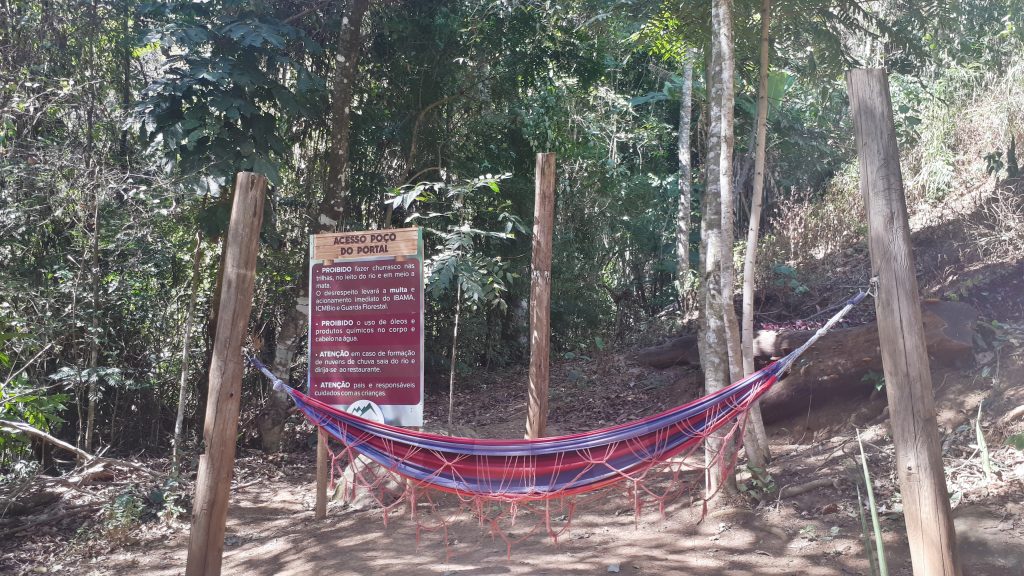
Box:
[447,284,462,428]
[715,0,768,471]
[318,0,371,230]
[699,12,737,498]
[195,218,228,439]
[715,0,745,387]
[185,172,266,576]
[740,0,773,463]
[258,0,372,452]
[675,52,694,305]
[84,176,100,452]
[172,230,204,475]
[848,69,961,575]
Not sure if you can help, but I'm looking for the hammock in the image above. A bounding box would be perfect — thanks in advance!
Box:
[253,291,868,506]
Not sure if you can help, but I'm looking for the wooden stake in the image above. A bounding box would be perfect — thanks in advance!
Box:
[526,153,555,439]
[185,172,267,576]
[847,69,961,576]
[315,430,328,519]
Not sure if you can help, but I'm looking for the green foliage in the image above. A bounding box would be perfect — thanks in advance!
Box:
[135,1,327,191]
[2,0,1022,470]
[858,432,889,576]
[0,329,66,461]
[856,486,882,576]
[99,488,148,542]
[739,465,776,500]
[150,477,189,522]
[861,371,886,392]
[1007,434,1024,451]
[402,174,523,310]
[771,264,809,295]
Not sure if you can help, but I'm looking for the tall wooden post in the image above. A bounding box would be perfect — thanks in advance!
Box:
[526,153,555,439]
[185,172,267,576]
[847,69,961,576]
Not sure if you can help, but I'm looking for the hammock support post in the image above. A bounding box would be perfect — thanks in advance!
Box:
[847,69,961,576]
[185,172,267,576]
[527,152,555,439]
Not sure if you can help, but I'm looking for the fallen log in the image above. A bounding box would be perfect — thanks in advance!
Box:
[635,301,978,423]
[0,419,160,478]
[778,477,843,499]
[0,503,98,540]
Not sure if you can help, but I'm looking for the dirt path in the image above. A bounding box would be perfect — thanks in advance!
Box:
[93,464,1022,576]
[7,289,1024,575]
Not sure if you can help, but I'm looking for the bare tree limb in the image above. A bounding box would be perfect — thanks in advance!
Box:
[2,343,54,388]
[0,419,159,478]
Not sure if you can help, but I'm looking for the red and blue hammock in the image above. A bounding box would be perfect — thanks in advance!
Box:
[252,291,866,502]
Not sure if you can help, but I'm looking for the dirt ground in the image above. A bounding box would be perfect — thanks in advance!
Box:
[6,327,1023,576]
[4,233,1024,575]
[93,465,1024,576]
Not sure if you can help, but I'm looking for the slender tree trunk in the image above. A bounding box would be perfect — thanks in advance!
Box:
[118,2,132,165]
[259,0,372,452]
[82,29,100,449]
[675,52,694,305]
[195,233,226,439]
[172,230,204,475]
[85,224,99,451]
[716,0,742,384]
[699,18,737,498]
[715,0,768,469]
[84,139,100,452]
[741,0,773,462]
[318,0,371,230]
[447,284,462,428]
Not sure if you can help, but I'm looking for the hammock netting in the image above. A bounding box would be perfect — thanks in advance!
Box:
[251,291,867,555]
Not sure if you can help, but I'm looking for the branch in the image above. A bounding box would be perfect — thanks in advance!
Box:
[0,419,159,478]
[401,166,442,187]
[283,1,327,24]
[2,343,54,388]
[407,69,500,168]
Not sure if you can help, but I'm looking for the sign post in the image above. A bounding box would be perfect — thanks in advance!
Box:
[308,227,424,517]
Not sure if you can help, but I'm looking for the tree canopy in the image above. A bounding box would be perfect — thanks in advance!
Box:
[2,0,1022,464]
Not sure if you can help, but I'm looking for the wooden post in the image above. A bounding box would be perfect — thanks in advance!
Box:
[313,258,334,521]
[185,172,267,576]
[526,153,555,439]
[315,430,328,519]
[847,69,961,576]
